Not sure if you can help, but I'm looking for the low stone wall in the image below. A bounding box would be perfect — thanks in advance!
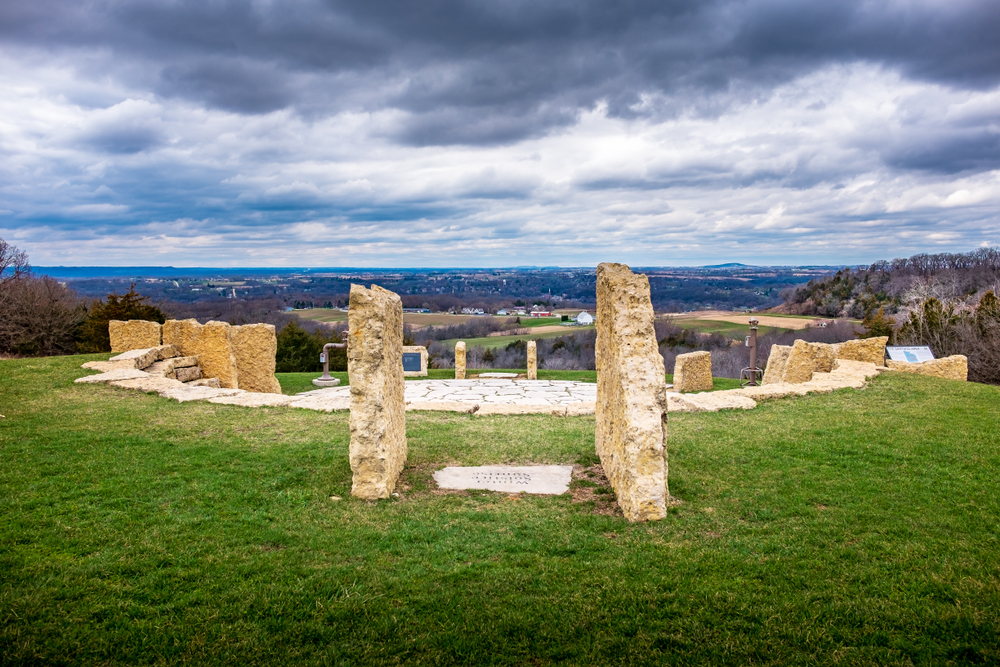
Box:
[672,351,712,392]
[887,355,968,381]
[109,320,161,352]
[348,284,407,500]
[160,318,280,393]
[763,336,889,385]
[595,262,669,523]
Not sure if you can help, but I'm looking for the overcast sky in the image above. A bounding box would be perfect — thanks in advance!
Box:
[2,0,999,267]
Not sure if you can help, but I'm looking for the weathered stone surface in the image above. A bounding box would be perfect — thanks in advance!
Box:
[162,319,202,356]
[108,345,178,370]
[474,403,564,416]
[762,345,791,385]
[672,350,713,393]
[454,341,466,380]
[229,323,281,393]
[187,377,221,388]
[595,262,669,523]
[781,340,835,384]
[208,392,296,407]
[668,391,756,413]
[402,345,429,377]
[172,356,198,368]
[405,400,480,413]
[110,376,187,393]
[160,386,244,402]
[287,394,351,412]
[175,366,203,382]
[348,284,407,500]
[109,320,161,353]
[144,360,177,379]
[886,355,968,381]
[198,321,240,389]
[832,337,888,365]
[527,340,538,380]
[433,466,573,494]
[81,360,136,373]
[75,368,149,384]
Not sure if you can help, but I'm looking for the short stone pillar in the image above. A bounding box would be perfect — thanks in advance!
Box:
[527,340,537,380]
[348,284,407,500]
[455,341,467,380]
[595,262,669,523]
[672,351,712,392]
[231,323,282,394]
[109,320,161,352]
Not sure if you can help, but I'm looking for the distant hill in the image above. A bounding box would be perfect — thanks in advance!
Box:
[782,248,1000,318]
[701,263,750,268]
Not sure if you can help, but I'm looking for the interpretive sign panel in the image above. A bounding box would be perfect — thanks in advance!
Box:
[433,465,573,495]
[886,346,935,363]
[402,353,422,372]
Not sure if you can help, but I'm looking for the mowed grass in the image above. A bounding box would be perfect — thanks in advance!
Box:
[2,355,1000,665]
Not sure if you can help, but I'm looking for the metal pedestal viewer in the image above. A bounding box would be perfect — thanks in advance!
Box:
[740,318,763,387]
[313,342,347,387]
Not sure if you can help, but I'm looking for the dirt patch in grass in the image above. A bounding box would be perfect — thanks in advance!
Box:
[570,464,622,517]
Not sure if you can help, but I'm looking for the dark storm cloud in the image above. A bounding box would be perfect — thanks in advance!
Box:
[4,0,999,145]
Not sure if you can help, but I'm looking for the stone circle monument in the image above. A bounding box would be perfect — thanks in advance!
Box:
[595,262,669,523]
[348,284,407,500]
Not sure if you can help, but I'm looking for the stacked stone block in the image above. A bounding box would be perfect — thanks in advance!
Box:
[161,318,280,393]
[595,262,669,523]
[672,351,713,392]
[109,320,162,353]
[527,340,537,380]
[348,284,407,500]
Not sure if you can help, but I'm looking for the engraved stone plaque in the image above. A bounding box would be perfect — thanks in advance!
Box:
[432,465,573,495]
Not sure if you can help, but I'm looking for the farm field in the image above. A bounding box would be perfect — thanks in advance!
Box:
[668,318,787,340]
[2,354,999,665]
[439,327,595,351]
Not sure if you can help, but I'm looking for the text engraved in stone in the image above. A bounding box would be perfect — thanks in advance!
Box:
[473,472,532,485]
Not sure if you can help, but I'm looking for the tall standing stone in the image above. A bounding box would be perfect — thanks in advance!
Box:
[231,323,282,394]
[595,262,669,523]
[455,341,467,380]
[527,340,538,380]
[348,284,407,500]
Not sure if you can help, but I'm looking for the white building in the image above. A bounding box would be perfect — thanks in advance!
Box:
[575,311,594,325]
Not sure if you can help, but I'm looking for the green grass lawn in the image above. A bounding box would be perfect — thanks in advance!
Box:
[3,354,1000,665]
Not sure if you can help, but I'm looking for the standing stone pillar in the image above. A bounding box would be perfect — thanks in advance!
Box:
[348,284,407,500]
[595,262,669,523]
[527,340,538,380]
[455,341,467,380]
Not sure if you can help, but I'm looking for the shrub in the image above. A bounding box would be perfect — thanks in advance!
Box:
[76,284,167,353]
[275,320,345,373]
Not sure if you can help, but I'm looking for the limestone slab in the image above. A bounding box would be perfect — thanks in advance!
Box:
[109,320,162,353]
[159,387,244,403]
[232,323,282,393]
[832,337,888,365]
[110,376,187,393]
[433,465,573,494]
[762,345,791,385]
[479,372,518,378]
[673,350,713,393]
[781,340,835,384]
[81,360,138,373]
[208,392,297,407]
[668,392,757,413]
[886,355,968,381]
[187,377,221,388]
[595,262,669,523]
[348,284,407,499]
[75,368,149,384]
[175,366,202,382]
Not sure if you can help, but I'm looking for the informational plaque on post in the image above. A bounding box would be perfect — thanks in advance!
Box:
[886,346,935,363]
